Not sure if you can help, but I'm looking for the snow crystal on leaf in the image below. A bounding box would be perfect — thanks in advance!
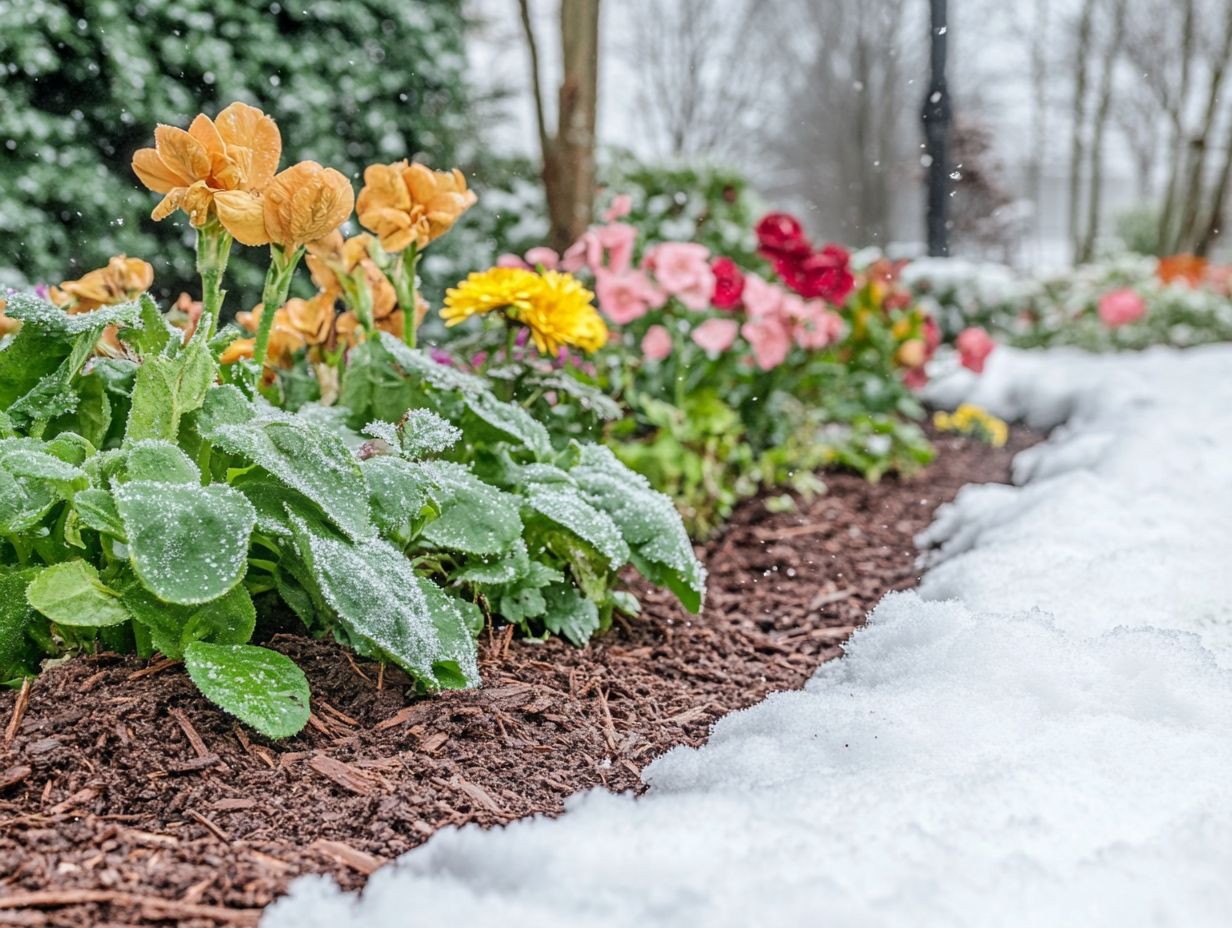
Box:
[2,291,142,335]
[524,483,629,570]
[395,409,462,459]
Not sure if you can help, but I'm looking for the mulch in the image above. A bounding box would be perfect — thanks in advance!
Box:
[0,429,1036,927]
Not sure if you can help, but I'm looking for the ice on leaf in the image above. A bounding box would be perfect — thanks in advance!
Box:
[184,641,310,739]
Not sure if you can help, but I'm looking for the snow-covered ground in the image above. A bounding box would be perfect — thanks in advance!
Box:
[265,345,1232,928]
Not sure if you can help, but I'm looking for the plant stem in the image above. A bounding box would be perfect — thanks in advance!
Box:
[194,224,234,342]
[253,244,306,371]
[395,244,420,348]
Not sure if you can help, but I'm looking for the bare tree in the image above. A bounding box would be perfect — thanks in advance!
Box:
[1066,0,1096,259]
[517,0,601,252]
[1078,0,1127,263]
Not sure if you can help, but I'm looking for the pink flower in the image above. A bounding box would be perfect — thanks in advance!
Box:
[793,301,844,350]
[1097,288,1147,328]
[641,324,673,361]
[741,314,793,370]
[497,253,528,268]
[692,317,740,353]
[740,273,784,320]
[644,242,714,310]
[597,222,638,275]
[604,193,633,221]
[955,326,996,373]
[524,246,560,270]
[594,268,663,324]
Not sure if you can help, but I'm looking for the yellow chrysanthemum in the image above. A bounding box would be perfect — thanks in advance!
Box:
[933,403,1008,448]
[441,267,607,356]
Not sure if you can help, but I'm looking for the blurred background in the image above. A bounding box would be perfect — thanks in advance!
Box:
[2,0,1228,303]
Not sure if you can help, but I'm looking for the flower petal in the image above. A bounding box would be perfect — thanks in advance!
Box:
[132,147,191,194]
[214,102,282,191]
[214,189,271,245]
[152,125,211,186]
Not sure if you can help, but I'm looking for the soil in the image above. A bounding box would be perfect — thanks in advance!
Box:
[0,429,1036,927]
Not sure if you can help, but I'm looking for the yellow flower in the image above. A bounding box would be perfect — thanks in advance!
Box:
[216,160,355,248]
[934,403,1008,448]
[356,160,476,253]
[442,267,607,356]
[132,102,281,238]
[53,256,154,312]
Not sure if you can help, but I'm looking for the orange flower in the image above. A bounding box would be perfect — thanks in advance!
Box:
[216,160,355,247]
[355,160,476,252]
[132,102,281,236]
[336,294,427,344]
[0,298,16,337]
[306,232,397,317]
[230,290,338,367]
[1158,254,1207,287]
[53,256,155,312]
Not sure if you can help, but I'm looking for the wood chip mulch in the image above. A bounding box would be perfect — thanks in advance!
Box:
[0,429,1037,927]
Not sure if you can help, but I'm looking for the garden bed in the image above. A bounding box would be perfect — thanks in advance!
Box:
[0,430,1033,927]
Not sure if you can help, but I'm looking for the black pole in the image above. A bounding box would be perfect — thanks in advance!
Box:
[922,0,952,257]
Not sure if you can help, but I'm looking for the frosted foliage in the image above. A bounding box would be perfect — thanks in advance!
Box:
[413,460,522,556]
[2,291,142,334]
[294,516,478,688]
[361,420,399,447]
[378,332,488,395]
[525,484,629,569]
[183,642,309,740]
[395,409,461,459]
[571,444,704,592]
[266,345,1232,928]
[113,481,255,605]
[212,415,374,542]
[463,390,551,458]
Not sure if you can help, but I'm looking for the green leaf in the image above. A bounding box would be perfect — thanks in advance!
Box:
[570,444,706,613]
[0,439,86,533]
[122,580,256,659]
[183,641,310,739]
[291,515,479,689]
[362,455,431,543]
[0,566,42,681]
[120,293,176,356]
[461,390,552,459]
[124,338,216,443]
[113,481,256,605]
[122,440,201,484]
[524,483,630,569]
[72,488,126,540]
[415,460,522,556]
[3,291,143,336]
[541,582,601,646]
[0,325,69,409]
[205,412,375,542]
[26,560,131,627]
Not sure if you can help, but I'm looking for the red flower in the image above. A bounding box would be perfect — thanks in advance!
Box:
[710,256,745,309]
[776,244,854,305]
[956,326,995,373]
[756,212,812,260]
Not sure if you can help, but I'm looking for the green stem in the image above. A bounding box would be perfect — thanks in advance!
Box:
[395,244,420,348]
[253,244,306,370]
[194,224,234,342]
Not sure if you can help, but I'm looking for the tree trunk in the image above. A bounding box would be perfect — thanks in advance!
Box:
[1157,0,1196,253]
[517,0,601,255]
[1067,0,1096,262]
[1079,0,1126,263]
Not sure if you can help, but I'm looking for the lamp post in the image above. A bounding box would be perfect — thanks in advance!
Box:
[922,0,952,257]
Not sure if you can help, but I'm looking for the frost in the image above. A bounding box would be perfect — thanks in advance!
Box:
[291,514,479,689]
[1,291,142,335]
[393,409,462,459]
[413,460,523,556]
[524,483,629,569]
[183,642,310,740]
[265,346,1232,928]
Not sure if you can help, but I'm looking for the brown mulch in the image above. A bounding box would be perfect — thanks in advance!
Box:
[0,429,1036,927]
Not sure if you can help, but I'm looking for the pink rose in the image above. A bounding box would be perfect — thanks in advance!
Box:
[604,193,633,221]
[1097,288,1147,328]
[645,242,715,310]
[497,253,528,268]
[595,268,662,324]
[641,324,673,361]
[691,317,740,353]
[955,326,996,373]
[524,246,560,270]
[793,301,844,350]
[740,273,784,320]
[741,314,793,370]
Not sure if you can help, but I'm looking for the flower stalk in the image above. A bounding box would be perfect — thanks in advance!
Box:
[393,243,420,347]
[194,223,233,341]
[253,244,306,370]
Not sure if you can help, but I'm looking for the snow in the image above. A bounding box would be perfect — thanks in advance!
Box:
[264,344,1232,928]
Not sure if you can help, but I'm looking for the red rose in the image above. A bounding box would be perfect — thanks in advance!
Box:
[710,256,745,309]
[776,244,854,305]
[755,212,812,260]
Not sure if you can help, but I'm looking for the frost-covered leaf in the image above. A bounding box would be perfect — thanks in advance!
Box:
[291,515,479,689]
[496,560,562,624]
[541,583,601,646]
[536,373,623,420]
[113,481,256,605]
[25,560,130,627]
[454,539,531,585]
[120,293,176,356]
[2,291,142,335]
[0,439,86,533]
[378,331,488,394]
[362,456,431,543]
[570,444,706,613]
[524,483,630,569]
[389,409,461,459]
[124,339,216,443]
[123,440,200,484]
[461,390,552,459]
[72,488,126,540]
[0,566,41,681]
[183,641,310,739]
[208,414,375,542]
[122,580,256,660]
[415,460,522,556]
